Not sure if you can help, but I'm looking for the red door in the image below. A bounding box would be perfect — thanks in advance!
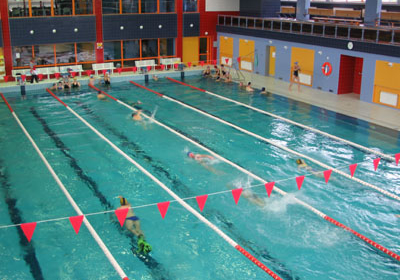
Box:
[353,57,363,94]
[338,55,363,95]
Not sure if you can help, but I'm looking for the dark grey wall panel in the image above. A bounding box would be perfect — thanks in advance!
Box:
[10,16,96,46]
[217,25,400,58]
[240,0,280,17]
[103,14,177,41]
[0,20,3,47]
[183,13,200,37]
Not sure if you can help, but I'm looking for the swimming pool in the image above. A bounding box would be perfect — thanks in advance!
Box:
[0,75,399,280]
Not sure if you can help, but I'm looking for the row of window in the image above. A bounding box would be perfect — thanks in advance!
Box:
[104,38,175,67]
[12,38,175,69]
[8,0,198,17]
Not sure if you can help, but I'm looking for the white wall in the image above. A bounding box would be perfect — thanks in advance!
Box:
[206,0,240,11]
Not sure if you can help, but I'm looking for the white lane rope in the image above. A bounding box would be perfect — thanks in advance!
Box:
[0,93,130,280]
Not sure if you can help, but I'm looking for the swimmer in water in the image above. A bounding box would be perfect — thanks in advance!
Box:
[187,151,220,174]
[296,159,324,178]
[132,110,142,121]
[227,182,265,207]
[97,90,107,100]
[118,196,152,254]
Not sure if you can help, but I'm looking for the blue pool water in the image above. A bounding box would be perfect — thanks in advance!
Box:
[0,76,399,280]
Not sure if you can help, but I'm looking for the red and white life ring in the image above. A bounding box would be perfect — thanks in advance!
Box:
[321,62,332,76]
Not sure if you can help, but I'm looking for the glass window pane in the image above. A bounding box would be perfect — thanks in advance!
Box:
[122,0,139,13]
[54,0,73,15]
[102,0,120,14]
[104,41,122,60]
[141,0,157,13]
[56,44,76,64]
[123,60,138,67]
[123,40,140,59]
[199,38,207,54]
[160,38,175,56]
[31,0,52,16]
[34,45,55,65]
[160,0,175,12]
[183,0,197,12]
[8,0,29,17]
[142,39,158,58]
[13,46,33,67]
[75,0,93,15]
[77,43,95,62]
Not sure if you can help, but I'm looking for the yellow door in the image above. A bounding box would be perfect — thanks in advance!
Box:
[183,37,199,66]
[290,47,314,86]
[239,39,255,71]
[269,46,276,76]
[373,60,400,108]
[219,36,233,65]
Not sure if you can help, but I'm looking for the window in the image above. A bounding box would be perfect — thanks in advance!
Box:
[13,46,33,67]
[160,39,175,56]
[142,39,158,58]
[31,0,52,16]
[8,0,29,17]
[183,0,197,12]
[75,0,93,15]
[123,40,140,59]
[34,45,55,65]
[56,44,76,64]
[104,41,122,60]
[141,0,157,13]
[54,0,73,15]
[199,37,208,62]
[103,0,120,13]
[122,0,139,13]
[77,43,95,62]
[160,0,175,12]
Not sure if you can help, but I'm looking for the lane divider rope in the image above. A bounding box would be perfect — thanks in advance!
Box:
[48,87,282,280]
[166,77,396,162]
[0,92,130,280]
[141,81,400,202]
[128,81,400,262]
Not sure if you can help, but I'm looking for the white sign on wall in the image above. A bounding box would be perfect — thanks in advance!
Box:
[206,0,240,12]
[380,91,398,106]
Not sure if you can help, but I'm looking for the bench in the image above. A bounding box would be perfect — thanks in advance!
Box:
[279,6,295,18]
[160,58,182,70]
[334,9,361,19]
[59,65,83,77]
[135,59,156,72]
[313,17,362,25]
[92,62,116,75]
[380,11,400,27]
[12,66,60,80]
[308,8,334,17]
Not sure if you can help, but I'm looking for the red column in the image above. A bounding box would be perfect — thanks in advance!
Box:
[94,0,104,63]
[176,0,183,59]
[0,1,13,76]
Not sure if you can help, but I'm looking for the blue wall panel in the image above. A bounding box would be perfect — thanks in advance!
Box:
[10,16,96,46]
[183,13,200,37]
[103,14,177,41]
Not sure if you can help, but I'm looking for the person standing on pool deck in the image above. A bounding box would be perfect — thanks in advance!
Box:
[118,196,152,254]
[289,61,301,92]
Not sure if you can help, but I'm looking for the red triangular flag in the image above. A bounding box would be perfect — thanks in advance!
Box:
[21,75,26,82]
[196,195,208,212]
[265,182,275,197]
[212,60,217,65]
[70,72,76,77]
[147,66,152,72]
[132,67,137,73]
[174,64,178,69]
[396,153,400,166]
[102,69,107,75]
[55,73,61,79]
[21,222,37,242]
[69,215,84,234]
[157,202,170,219]
[373,158,380,171]
[188,62,192,68]
[38,74,44,80]
[85,70,92,76]
[225,58,229,64]
[160,64,165,70]
[117,68,122,74]
[200,61,205,67]
[349,163,357,177]
[237,57,241,63]
[296,176,305,190]
[324,170,332,184]
[115,208,129,227]
[231,188,242,204]
[4,76,9,82]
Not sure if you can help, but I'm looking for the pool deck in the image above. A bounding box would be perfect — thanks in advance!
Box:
[1,67,399,132]
[239,71,400,132]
